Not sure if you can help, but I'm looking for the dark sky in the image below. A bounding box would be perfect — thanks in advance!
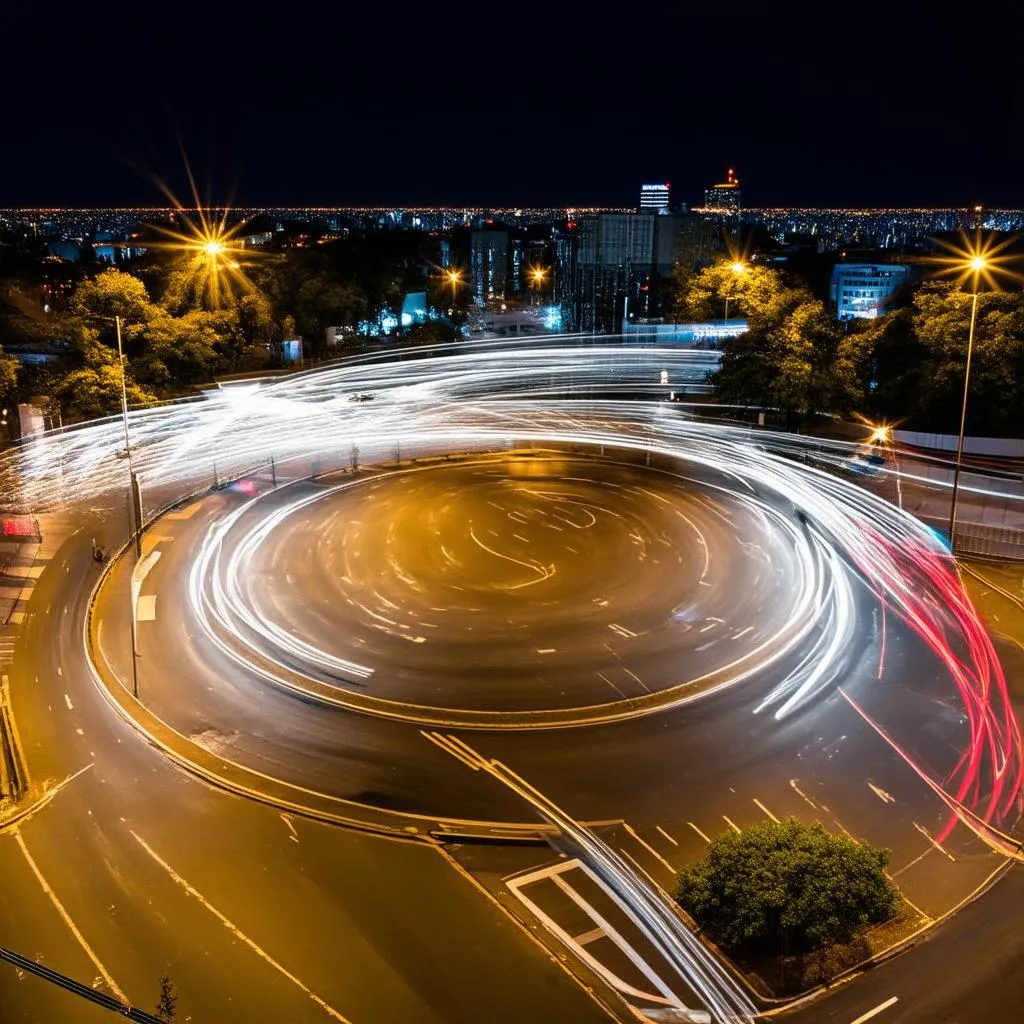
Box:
[4,3,1023,209]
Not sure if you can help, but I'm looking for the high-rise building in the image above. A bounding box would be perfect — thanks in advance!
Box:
[470,229,510,306]
[704,169,741,216]
[639,183,671,213]
[829,263,911,320]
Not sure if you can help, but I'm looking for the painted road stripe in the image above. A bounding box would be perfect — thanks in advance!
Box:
[14,830,128,1003]
[131,831,352,1023]
[849,996,899,1024]
[687,821,711,843]
[753,798,780,823]
[136,595,157,621]
[655,825,678,847]
[63,694,73,711]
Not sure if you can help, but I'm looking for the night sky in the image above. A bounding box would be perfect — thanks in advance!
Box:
[5,3,1023,209]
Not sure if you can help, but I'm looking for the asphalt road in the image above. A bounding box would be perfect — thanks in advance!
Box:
[0,515,611,1024]
[4,446,1023,1024]
[93,455,1020,926]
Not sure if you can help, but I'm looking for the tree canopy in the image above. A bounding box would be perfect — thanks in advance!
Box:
[675,818,899,954]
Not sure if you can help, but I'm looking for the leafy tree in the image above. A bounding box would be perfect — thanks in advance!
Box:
[69,268,158,329]
[676,818,899,954]
[0,353,19,403]
[51,364,158,421]
[155,974,177,1023]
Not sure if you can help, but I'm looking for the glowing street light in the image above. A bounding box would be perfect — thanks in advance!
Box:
[724,260,746,323]
[930,230,1019,551]
[529,266,548,306]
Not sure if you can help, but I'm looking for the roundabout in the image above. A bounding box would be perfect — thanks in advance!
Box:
[186,454,825,724]
[3,342,1024,1024]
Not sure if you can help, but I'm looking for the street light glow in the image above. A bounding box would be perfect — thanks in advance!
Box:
[730,261,746,274]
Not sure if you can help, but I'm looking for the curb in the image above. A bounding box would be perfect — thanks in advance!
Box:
[82,482,569,844]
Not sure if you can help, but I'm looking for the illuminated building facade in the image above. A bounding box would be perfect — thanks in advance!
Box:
[829,263,911,320]
[639,183,671,212]
[704,168,741,215]
[470,229,509,306]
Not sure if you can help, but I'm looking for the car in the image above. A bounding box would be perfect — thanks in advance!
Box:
[347,392,376,403]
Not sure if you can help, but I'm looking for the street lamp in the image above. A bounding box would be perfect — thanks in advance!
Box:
[724,261,746,324]
[529,266,548,307]
[946,255,987,551]
[114,316,144,700]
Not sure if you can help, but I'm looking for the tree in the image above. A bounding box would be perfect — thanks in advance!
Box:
[0,353,19,404]
[155,974,177,1023]
[69,268,158,328]
[51,364,158,421]
[676,818,899,954]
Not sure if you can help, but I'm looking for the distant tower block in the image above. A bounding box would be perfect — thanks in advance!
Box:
[704,169,741,215]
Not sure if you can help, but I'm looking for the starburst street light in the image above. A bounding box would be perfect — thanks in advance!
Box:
[929,230,1021,550]
[724,259,746,323]
[148,213,254,309]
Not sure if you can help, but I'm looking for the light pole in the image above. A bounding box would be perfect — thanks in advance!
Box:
[114,315,142,699]
[947,256,986,551]
[115,316,143,560]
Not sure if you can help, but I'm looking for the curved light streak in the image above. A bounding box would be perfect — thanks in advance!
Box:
[4,336,1022,966]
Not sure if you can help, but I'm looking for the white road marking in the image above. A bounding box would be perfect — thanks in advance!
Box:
[849,996,899,1024]
[130,831,352,1022]
[536,647,556,654]
[655,825,678,847]
[789,779,818,809]
[64,694,74,711]
[913,822,956,862]
[14,830,128,1003]
[722,816,741,834]
[868,782,896,804]
[136,595,157,621]
[623,823,675,872]
[732,626,754,639]
[687,821,711,843]
[280,814,299,843]
[420,730,482,771]
[753,798,780,823]
[574,926,604,945]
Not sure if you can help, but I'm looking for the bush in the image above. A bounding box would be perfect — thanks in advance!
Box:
[675,818,899,954]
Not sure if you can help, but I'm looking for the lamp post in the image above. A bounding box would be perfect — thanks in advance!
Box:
[947,256,986,552]
[114,315,142,699]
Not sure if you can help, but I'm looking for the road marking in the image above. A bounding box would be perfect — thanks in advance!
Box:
[280,814,299,843]
[789,778,818,809]
[13,829,128,1003]
[687,821,711,843]
[622,822,675,872]
[574,926,604,946]
[849,996,899,1024]
[536,648,556,654]
[753,798,780,823]
[913,822,956,862]
[869,782,896,804]
[63,694,73,711]
[655,825,678,847]
[596,671,627,698]
[130,831,352,1023]
[420,730,483,771]
[722,815,741,834]
[136,595,157,622]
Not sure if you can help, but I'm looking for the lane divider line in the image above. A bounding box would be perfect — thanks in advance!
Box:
[13,828,128,1004]
[129,830,352,1023]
